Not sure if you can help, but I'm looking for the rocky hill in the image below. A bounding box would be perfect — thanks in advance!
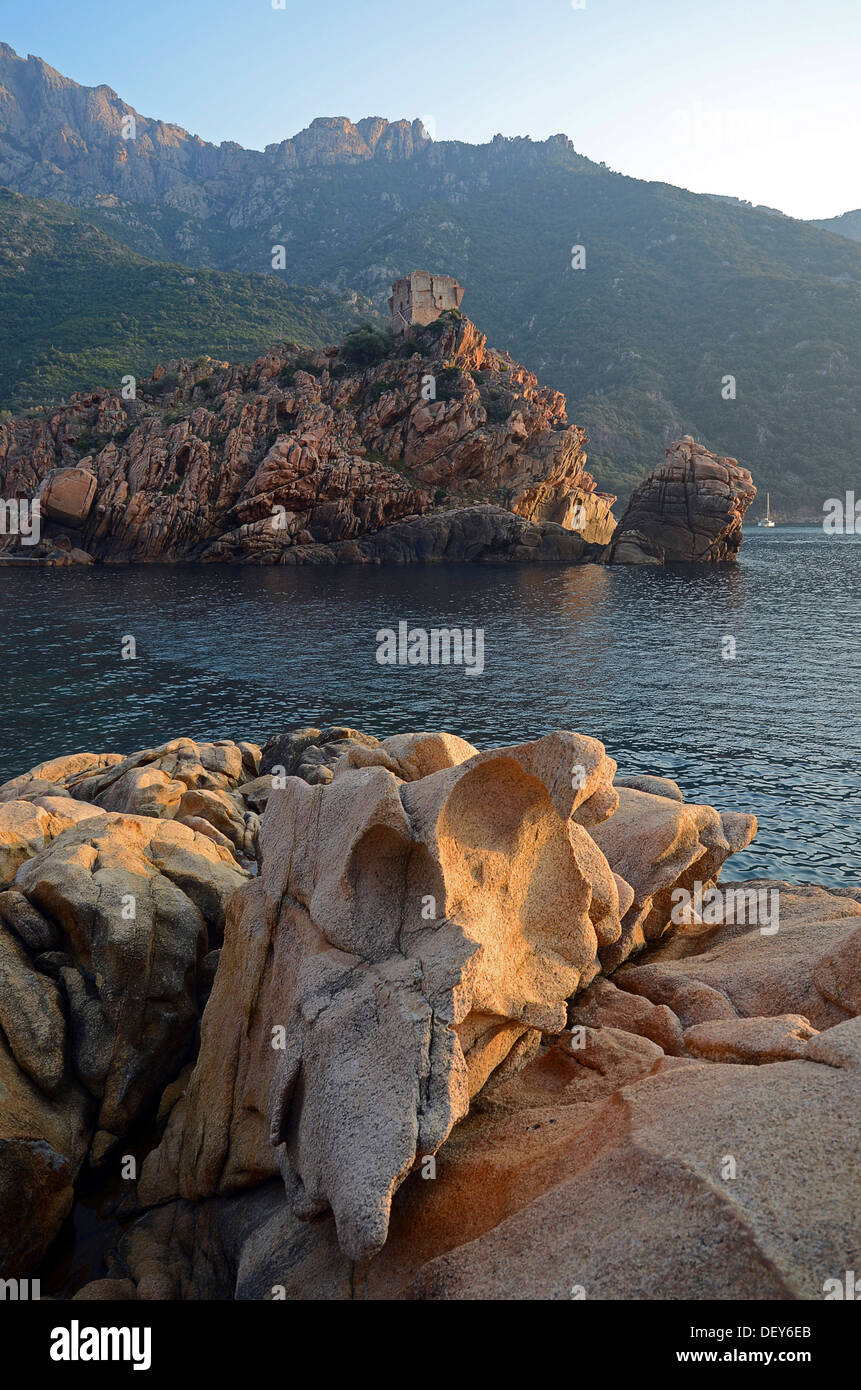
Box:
[0,312,616,565]
[1,43,859,514]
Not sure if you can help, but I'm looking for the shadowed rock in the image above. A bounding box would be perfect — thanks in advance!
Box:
[609,436,756,565]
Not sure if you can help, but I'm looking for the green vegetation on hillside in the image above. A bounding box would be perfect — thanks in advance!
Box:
[0,189,381,412]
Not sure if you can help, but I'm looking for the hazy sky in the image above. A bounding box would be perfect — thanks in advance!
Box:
[4,0,858,219]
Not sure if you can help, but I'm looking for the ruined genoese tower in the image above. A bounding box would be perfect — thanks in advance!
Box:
[388,270,465,334]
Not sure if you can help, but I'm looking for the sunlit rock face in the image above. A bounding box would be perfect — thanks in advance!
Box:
[0,314,615,566]
[0,724,767,1282]
[137,727,753,1264]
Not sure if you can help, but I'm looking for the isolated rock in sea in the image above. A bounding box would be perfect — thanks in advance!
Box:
[138,729,628,1260]
[609,436,756,564]
[0,313,616,565]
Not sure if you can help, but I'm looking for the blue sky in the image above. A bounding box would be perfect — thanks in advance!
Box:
[3,0,858,218]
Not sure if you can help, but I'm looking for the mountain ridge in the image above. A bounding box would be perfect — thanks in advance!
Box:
[1,42,859,515]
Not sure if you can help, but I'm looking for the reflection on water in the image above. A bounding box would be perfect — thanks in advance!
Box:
[1,527,858,886]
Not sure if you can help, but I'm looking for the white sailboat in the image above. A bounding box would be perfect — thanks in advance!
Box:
[758,492,775,528]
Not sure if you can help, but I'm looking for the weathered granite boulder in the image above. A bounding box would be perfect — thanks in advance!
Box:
[4,727,855,1303]
[590,782,757,970]
[17,814,250,1142]
[36,467,97,528]
[0,795,109,888]
[4,738,264,865]
[259,726,379,786]
[0,804,251,1276]
[617,881,861,1029]
[0,1019,89,1276]
[609,436,756,564]
[137,728,758,1270]
[97,885,861,1302]
[137,729,627,1259]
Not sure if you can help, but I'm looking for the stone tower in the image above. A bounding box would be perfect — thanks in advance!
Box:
[388,271,465,334]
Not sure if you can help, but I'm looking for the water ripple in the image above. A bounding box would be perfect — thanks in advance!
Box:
[0,526,858,887]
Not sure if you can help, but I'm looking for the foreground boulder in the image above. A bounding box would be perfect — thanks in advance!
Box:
[137,729,756,1269]
[138,729,628,1260]
[3,725,856,1301]
[100,882,861,1301]
[36,466,97,528]
[590,783,757,970]
[17,814,249,1144]
[609,436,756,564]
[0,746,252,1273]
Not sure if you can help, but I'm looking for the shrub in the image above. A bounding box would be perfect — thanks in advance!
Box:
[366,379,398,401]
[435,365,466,402]
[484,397,510,424]
[279,357,319,387]
[341,322,396,366]
[148,371,180,397]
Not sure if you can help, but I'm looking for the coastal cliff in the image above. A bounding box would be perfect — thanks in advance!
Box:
[0,312,616,565]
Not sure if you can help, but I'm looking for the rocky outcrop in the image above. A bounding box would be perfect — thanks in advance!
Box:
[91,877,861,1302]
[609,436,756,564]
[1,725,857,1301]
[0,45,432,206]
[0,739,257,1272]
[134,729,754,1269]
[589,784,757,970]
[0,313,615,564]
[136,730,629,1260]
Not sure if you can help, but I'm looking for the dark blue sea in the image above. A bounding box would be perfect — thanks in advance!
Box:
[2,526,858,886]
